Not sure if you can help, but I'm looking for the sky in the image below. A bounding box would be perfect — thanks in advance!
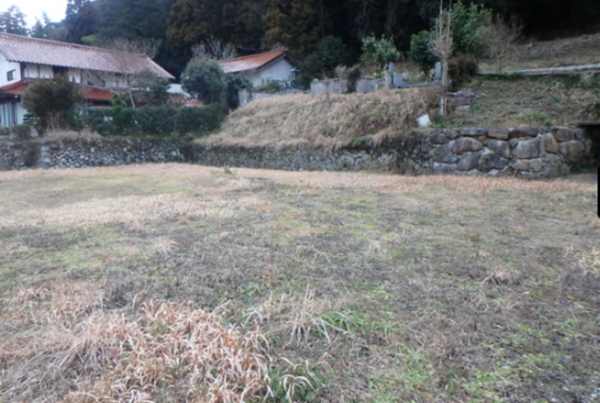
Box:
[1,0,68,27]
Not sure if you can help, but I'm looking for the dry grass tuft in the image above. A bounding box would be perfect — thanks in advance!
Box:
[44,129,103,146]
[245,288,346,346]
[201,88,442,149]
[0,283,276,403]
[566,246,600,275]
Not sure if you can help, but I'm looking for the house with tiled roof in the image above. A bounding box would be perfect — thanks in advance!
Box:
[217,48,299,88]
[0,32,174,126]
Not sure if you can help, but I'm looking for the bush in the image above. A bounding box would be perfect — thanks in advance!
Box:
[255,81,282,94]
[9,124,35,140]
[77,104,223,137]
[177,104,222,136]
[409,30,438,75]
[223,74,252,109]
[360,35,401,70]
[448,55,479,90]
[21,74,84,131]
[132,105,178,135]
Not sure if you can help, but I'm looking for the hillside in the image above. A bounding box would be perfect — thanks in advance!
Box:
[202,32,600,150]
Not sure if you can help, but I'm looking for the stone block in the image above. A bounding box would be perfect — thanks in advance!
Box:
[430,133,450,145]
[509,127,540,138]
[432,144,457,163]
[553,127,575,142]
[457,151,481,171]
[511,137,543,159]
[434,162,458,175]
[459,128,488,136]
[510,159,543,173]
[445,130,460,139]
[542,133,559,154]
[451,137,483,155]
[488,129,509,140]
[478,148,509,170]
[559,140,585,164]
[486,140,511,159]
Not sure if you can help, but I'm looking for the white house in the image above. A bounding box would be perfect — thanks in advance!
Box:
[0,32,174,126]
[217,48,299,88]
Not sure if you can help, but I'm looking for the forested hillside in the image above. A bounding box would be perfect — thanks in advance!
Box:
[1,0,599,77]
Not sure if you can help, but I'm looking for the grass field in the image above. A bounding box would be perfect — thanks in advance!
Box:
[0,164,599,402]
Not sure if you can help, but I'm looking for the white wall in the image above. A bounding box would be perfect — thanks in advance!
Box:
[68,68,82,83]
[0,51,21,87]
[246,58,295,88]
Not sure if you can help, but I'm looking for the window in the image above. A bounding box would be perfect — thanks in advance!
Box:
[7,70,15,81]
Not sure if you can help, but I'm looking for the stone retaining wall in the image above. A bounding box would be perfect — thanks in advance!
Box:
[0,138,184,170]
[192,127,594,179]
[0,126,594,179]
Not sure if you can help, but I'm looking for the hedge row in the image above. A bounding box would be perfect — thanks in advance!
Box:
[78,104,222,136]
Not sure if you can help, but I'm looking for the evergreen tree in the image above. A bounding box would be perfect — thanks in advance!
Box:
[65,0,98,43]
[0,5,28,36]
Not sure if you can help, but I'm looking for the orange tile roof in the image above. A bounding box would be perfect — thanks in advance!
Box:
[0,32,174,79]
[218,49,295,74]
[84,88,113,101]
[0,79,28,95]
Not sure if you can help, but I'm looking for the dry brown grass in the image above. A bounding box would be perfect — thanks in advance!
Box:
[0,193,261,229]
[0,282,275,403]
[200,88,442,149]
[44,129,103,146]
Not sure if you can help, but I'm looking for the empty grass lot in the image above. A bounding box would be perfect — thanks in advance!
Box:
[0,164,599,402]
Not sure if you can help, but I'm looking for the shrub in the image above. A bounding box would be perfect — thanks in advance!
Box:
[448,54,479,90]
[255,81,283,94]
[21,73,83,131]
[132,105,178,135]
[360,35,401,71]
[409,30,438,75]
[346,66,362,93]
[9,124,35,140]
[77,105,223,137]
[224,74,252,109]
[177,104,222,135]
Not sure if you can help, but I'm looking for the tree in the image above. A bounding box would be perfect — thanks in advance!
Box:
[22,74,84,131]
[181,59,226,104]
[429,4,453,89]
[409,30,438,75]
[105,38,162,108]
[192,36,237,60]
[477,15,522,72]
[131,69,170,106]
[0,5,28,35]
[65,0,98,43]
[31,13,68,41]
[299,35,348,87]
[360,35,401,71]
[449,1,490,58]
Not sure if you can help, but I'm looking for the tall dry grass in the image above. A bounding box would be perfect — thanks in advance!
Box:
[0,283,272,403]
[201,88,442,149]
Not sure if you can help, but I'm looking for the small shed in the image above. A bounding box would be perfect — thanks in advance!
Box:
[217,49,299,88]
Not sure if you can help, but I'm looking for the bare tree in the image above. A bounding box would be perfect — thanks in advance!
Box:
[429,2,453,89]
[478,15,522,72]
[191,36,237,61]
[105,38,162,108]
